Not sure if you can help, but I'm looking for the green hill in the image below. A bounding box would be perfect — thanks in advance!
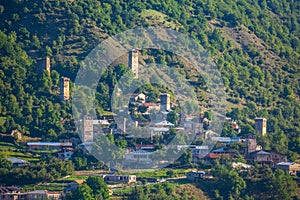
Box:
[0,0,299,158]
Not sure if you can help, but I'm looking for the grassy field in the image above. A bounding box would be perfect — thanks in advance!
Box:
[0,142,42,161]
[22,183,66,192]
[120,168,194,179]
[111,187,133,197]
[0,117,6,126]
[140,9,182,29]
[58,175,89,181]
[0,142,17,150]
[111,182,210,200]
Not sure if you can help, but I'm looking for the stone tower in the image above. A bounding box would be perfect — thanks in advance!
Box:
[246,134,257,155]
[128,49,138,79]
[60,77,70,101]
[160,93,170,111]
[255,118,267,136]
[82,116,93,143]
[37,56,51,74]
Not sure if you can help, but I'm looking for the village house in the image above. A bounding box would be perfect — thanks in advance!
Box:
[148,120,175,135]
[103,175,136,184]
[135,144,155,151]
[0,187,61,200]
[128,93,146,104]
[190,146,210,163]
[149,127,170,135]
[186,171,206,182]
[0,187,25,200]
[124,150,153,165]
[232,162,252,169]
[202,153,232,164]
[211,136,243,144]
[142,102,160,113]
[248,150,287,167]
[26,190,61,200]
[171,145,210,163]
[210,147,238,156]
[27,142,72,151]
[93,119,110,126]
[151,120,174,127]
[186,171,212,182]
[64,180,85,193]
[275,162,300,175]
[57,148,74,160]
[7,157,29,168]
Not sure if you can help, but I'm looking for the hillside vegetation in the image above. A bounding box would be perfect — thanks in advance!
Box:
[0,0,299,160]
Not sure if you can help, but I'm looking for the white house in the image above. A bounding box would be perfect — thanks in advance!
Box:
[151,120,174,127]
[125,150,153,165]
[186,171,206,181]
[103,175,136,184]
[129,93,146,103]
[93,119,110,126]
[7,157,29,168]
[232,162,251,169]
[276,162,300,175]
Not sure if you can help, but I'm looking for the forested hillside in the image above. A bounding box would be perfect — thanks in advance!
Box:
[0,0,299,161]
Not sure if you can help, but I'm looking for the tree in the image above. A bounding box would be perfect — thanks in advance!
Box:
[221,122,236,137]
[45,46,52,57]
[73,157,87,170]
[68,184,94,200]
[166,111,179,126]
[204,111,212,121]
[270,131,288,154]
[178,148,192,165]
[115,139,127,149]
[0,156,12,169]
[138,105,147,113]
[131,186,148,200]
[86,176,109,200]
[166,170,176,178]
[213,166,246,199]
[268,169,297,199]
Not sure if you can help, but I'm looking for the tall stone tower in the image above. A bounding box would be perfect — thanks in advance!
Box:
[128,49,138,79]
[60,77,70,101]
[255,118,267,136]
[246,134,257,156]
[37,56,51,74]
[82,116,93,143]
[160,93,170,111]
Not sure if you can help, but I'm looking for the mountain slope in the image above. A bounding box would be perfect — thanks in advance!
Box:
[0,0,299,159]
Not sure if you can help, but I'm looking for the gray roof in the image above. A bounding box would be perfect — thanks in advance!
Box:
[0,187,21,193]
[7,157,29,164]
[256,150,271,155]
[276,162,296,166]
[26,190,47,195]
[128,150,152,155]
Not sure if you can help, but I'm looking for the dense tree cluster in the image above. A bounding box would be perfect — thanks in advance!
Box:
[65,176,109,200]
[0,2,299,199]
[130,182,180,200]
[0,0,298,159]
[0,155,74,185]
[202,162,298,200]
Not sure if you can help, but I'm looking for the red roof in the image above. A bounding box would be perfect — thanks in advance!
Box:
[206,153,231,159]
